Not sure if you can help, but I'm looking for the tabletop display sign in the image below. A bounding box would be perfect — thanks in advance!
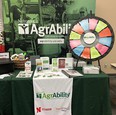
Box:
[0,52,9,59]
[2,0,96,57]
[40,57,50,70]
[58,57,74,69]
[25,61,31,72]
[52,58,58,72]
[36,59,42,71]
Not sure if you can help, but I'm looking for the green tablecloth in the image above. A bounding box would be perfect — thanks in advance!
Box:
[72,74,111,115]
[0,69,112,115]
[0,77,12,115]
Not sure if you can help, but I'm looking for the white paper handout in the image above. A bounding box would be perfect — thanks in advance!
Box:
[33,69,68,79]
[16,71,33,78]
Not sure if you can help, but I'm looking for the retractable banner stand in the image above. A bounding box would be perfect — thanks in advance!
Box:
[33,77,73,115]
[0,20,5,52]
[0,1,5,52]
[2,0,96,57]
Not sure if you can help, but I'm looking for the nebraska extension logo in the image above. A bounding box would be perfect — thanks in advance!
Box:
[18,24,29,34]
[36,107,52,113]
[36,107,41,113]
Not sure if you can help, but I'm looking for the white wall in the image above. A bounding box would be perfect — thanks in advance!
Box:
[94,0,116,74]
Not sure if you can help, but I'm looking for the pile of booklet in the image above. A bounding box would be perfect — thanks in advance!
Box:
[83,66,99,74]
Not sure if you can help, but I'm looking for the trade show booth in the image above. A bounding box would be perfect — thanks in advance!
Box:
[0,0,114,115]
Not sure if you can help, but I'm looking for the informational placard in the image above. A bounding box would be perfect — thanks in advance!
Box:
[0,52,9,59]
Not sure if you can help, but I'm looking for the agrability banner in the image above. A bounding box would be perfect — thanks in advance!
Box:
[33,74,73,115]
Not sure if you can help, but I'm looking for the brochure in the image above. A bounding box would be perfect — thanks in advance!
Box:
[62,70,83,78]
[34,69,67,79]
[16,71,33,78]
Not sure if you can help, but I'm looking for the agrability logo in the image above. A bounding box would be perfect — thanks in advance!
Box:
[18,24,29,34]
[36,92,70,99]
[18,23,71,37]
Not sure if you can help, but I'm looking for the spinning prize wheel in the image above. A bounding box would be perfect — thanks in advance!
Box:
[68,16,114,61]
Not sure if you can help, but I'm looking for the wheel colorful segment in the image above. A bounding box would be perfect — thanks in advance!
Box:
[68,16,114,61]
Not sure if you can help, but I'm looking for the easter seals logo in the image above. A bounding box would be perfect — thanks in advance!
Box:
[36,92,70,100]
[18,23,71,37]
